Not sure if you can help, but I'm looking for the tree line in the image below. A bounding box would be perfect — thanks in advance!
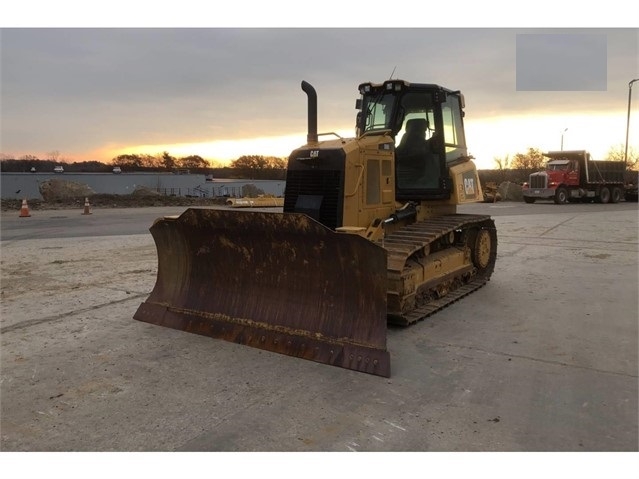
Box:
[109,152,287,171]
[0,152,288,175]
[2,145,636,176]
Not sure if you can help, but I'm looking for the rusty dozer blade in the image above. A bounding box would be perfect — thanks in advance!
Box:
[134,208,391,377]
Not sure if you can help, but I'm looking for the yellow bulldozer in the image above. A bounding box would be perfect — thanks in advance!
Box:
[134,79,497,377]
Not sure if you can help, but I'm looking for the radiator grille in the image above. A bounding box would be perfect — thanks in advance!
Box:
[530,174,547,189]
[284,170,343,230]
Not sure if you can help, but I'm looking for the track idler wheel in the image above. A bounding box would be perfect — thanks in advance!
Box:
[469,221,497,275]
[474,229,492,269]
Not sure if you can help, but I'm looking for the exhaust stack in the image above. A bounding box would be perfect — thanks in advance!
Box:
[301,81,318,143]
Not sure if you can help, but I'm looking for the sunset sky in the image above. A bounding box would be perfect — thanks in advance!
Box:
[1,4,638,170]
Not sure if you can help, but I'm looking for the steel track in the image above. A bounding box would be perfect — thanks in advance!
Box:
[381,214,498,326]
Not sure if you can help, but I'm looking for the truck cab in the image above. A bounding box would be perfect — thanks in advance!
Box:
[545,158,579,187]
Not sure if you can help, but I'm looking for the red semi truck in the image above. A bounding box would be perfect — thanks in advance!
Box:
[522,150,626,204]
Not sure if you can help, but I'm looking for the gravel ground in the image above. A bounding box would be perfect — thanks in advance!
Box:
[0,194,227,211]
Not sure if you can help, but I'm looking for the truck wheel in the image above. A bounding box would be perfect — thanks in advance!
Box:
[611,187,622,204]
[598,187,610,204]
[524,196,535,204]
[554,187,568,204]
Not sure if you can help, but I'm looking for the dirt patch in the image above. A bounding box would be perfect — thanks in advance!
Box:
[39,179,96,201]
[131,185,162,196]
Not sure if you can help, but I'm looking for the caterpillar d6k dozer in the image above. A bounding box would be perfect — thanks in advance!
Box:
[134,79,497,377]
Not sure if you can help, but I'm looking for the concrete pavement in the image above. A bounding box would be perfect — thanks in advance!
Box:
[1,203,637,473]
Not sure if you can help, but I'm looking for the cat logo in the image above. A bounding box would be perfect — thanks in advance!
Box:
[464,177,476,196]
[310,150,319,158]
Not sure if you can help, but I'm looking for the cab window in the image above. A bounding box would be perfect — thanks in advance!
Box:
[362,93,395,132]
[442,95,467,162]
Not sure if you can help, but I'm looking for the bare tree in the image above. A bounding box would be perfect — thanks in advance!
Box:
[511,148,546,170]
[47,150,61,162]
[605,144,639,169]
[493,154,510,170]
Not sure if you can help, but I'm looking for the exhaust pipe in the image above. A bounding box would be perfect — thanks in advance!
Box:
[301,81,318,143]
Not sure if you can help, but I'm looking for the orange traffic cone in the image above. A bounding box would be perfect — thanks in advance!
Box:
[82,197,92,215]
[19,199,31,218]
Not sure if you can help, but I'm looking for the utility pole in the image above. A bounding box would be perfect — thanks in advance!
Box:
[624,79,639,167]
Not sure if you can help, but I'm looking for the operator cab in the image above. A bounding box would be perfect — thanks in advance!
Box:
[356,80,468,201]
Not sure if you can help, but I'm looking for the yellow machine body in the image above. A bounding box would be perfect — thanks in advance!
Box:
[135,80,497,377]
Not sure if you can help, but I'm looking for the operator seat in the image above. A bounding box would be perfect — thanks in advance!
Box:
[397,118,429,155]
[396,118,438,189]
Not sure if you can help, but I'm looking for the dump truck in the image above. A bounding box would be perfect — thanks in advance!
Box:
[522,150,626,204]
[134,80,498,377]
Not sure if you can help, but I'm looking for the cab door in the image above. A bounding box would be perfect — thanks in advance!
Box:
[566,160,579,186]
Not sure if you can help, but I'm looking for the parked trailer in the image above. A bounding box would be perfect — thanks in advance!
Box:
[522,150,626,204]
